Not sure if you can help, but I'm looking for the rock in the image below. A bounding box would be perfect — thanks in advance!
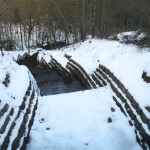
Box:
[108,117,112,123]
[129,120,133,126]
[41,118,45,122]
[111,107,115,112]
[46,127,50,130]
[85,142,89,146]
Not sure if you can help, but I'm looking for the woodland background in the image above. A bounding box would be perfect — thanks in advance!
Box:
[0,0,150,51]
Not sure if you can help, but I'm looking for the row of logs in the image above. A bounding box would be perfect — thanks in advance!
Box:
[66,59,97,89]
[17,52,71,79]
[99,65,149,129]
[92,64,150,149]
[0,78,39,150]
[49,57,70,78]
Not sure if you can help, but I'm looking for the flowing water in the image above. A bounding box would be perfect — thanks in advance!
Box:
[23,64,86,95]
[17,53,86,95]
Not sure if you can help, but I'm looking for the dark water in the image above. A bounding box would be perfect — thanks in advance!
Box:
[26,65,86,95]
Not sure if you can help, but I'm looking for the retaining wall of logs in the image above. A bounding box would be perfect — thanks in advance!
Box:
[48,57,70,78]
[17,53,71,79]
[17,53,97,89]
[66,59,97,89]
[92,64,150,150]
[0,74,39,150]
[16,52,150,149]
[65,55,150,149]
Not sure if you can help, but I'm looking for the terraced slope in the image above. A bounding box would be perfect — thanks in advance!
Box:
[0,62,39,150]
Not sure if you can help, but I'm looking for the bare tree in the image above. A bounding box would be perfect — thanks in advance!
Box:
[92,0,97,38]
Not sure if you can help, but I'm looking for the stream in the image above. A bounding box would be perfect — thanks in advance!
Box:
[22,64,86,95]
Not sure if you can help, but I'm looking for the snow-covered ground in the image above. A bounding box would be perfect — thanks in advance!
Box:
[1,31,150,149]
[27,87,140,150]
[64,39,150,108]
[116,30,146,43]
[0,57,30,107]
[0,56,40,149]
[26,36,150,149]
[33,37,150,110]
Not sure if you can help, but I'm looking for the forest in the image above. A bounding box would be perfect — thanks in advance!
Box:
[0,0,150,51]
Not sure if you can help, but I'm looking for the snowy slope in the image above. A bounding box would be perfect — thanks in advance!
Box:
[27,87,140,150]
[2,36,150,112]
[0,58,30,107]
[3,37,150,114]
[0,56,39,149]
[35,38,150,109]
[64,39,150,107]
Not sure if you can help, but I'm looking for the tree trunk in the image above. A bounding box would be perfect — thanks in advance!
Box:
[92,0,97,38]
[20,23,23,51]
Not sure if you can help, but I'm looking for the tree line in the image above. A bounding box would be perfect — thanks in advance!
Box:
[0,0,150,51]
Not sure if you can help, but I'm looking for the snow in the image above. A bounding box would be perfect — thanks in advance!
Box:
[0,58,30,108]
[43,43,48,47]
[48,50,68,68]
[2,36,150,112]
[137,32,146,41]
[144,65,150,76]
[55,39,150,109]
[116,30,146,42]
[0,56,37,147]
[37,51,51,63]
[27,87,140,150]
[0,32,150,149]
